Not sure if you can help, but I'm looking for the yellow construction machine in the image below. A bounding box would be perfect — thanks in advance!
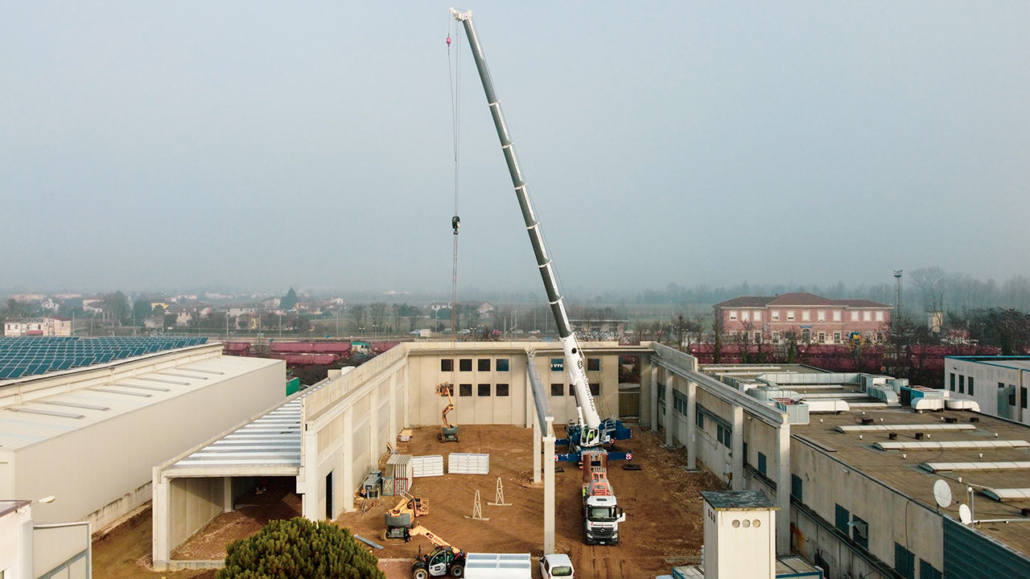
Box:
[409,525,466,579]
[384,491,429,540]
[436,382,459,442]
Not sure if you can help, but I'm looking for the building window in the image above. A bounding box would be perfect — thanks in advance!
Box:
[950,373,955,391]
[833,310,842,322]
[696,412,704,428]
[852,515,869,550]
[817,310,826,322]
[729,310,738,321]
[550,358,564,372]
[968,377,974,396]
[863,311,872,322]
[791,474,803,501]
[895,543,915,579]
[833,332,842,344]
[478,359,491,372]
[787,311,795,321]
[817,332,826,344]
[876,310,885,322]
[876,331,884,342]
[772,332,780,343]
[460,359,472,372]
[1023,387,1028,409]
[717,424,731,448]
[570,384,577,397]
[441,359,454,372]
[959,375,965,394]
[919,560,943,579]
[657,385,665,400]
[754,311,762,322]
[754,331,761,342]
[851,311,859,321]
[459,384,472,397]
[496,383,509,397]
[757,452,767,476]
[478,384,491,396]
[589,383,600,396]
[741,311,749,322]
[802,310,811,322]
[551,383,564,396]
[835,504,851,535]
[771,310,780,321]
[587,358,600,371]
[497,359,510,372]
[801,329,811,343]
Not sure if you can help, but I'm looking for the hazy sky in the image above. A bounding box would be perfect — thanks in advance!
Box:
[2,2,1028,296]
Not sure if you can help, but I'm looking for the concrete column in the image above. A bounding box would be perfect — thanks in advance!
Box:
[403,363,410,428]
[389,373,397,447]
[543,416,556,555]
[301,428,320,520]
[369,388,379,468]
[665,372,675,448]
[731,406,744,490]
[525,362,534,427]
[686,380,697,470]
[640,355,652,429]
[152,472,171,570]
[342,406,355,512]
[533,411,542,484]
[649,361,659,433]
[776,422,791,556]
[222,477,234,512]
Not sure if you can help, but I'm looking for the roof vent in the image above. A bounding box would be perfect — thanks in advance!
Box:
[889,433,898,440]
[945,417,959,424]
[970,417,980,423]
[915,432,925,440]
[861,417,875,425]
[1022,508,1030,517]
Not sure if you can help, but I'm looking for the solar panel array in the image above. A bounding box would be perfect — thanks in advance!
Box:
[0,336,208,379]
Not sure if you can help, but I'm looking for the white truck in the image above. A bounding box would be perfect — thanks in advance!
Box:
[540,554,575,578]
[462,553,532,579]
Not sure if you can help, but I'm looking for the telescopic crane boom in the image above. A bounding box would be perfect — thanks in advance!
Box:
[450,7,601,449]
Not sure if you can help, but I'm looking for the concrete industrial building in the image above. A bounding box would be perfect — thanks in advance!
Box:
[944,356,1030,425]
[1,500,92,579]
[3,317,72,337]
[0,340,285,532]
[652,352,1030,579]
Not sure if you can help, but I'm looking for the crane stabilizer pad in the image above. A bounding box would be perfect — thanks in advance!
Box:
[622,464,643,471]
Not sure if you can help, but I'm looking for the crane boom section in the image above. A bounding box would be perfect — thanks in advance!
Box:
[450,8,601,440]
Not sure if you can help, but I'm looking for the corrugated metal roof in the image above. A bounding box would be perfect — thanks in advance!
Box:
[171,400,302,468]
[837,423,977,433]
[874,440,1030,451]
[920,461,1030,473]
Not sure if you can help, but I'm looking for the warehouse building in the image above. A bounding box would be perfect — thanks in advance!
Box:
[0,337,285,531]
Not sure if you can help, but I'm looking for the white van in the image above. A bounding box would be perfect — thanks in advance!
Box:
[540,554,574,578]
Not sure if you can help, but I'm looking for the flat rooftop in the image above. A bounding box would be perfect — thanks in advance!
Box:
[947,356,1030,371]
[794,408,1030,557]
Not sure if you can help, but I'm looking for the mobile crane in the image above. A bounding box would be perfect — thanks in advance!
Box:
[409,525,466,579]
[436,382,459,442]
[450,7,628,544]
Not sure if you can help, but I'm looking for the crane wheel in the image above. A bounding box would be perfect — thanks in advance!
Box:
[413,568,429,579]
[449,564,464,577]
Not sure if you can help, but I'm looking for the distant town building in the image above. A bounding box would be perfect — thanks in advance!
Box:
[944,356,1030,426]
[714,292,891,344]
[3,317,72,337]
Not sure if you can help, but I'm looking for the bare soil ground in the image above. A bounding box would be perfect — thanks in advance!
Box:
[93,424,721,579]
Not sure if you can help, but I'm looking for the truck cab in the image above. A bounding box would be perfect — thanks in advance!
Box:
[540,553,575,578]
[583,494,625,545]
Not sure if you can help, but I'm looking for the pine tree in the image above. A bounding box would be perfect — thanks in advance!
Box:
[280,288,299,311]
[216,517,384,579]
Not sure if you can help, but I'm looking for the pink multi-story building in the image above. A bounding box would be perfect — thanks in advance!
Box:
[714,292,891,344]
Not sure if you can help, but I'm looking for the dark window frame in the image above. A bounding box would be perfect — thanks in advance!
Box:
[477,383,491,397]
[587,358,601,372]
[478,359,491,372]
[441,359,453,372]
[459,359,472,372]
[589,383,600,396]
[551,383,564,396]
[459,384,472,397]
[497,358,510,372]
[496,383,509,397]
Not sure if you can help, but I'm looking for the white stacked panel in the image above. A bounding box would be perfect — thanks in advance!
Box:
[448,453,490,475]
[411,455,444,478]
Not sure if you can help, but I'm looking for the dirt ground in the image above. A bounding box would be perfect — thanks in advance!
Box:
[93,424,721,579]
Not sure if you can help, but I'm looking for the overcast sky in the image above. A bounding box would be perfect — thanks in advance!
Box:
[2,2,1027,296]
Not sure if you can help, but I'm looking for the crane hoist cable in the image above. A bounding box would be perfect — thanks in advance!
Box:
[447,23,462,337]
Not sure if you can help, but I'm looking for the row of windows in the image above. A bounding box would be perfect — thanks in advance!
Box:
[550,358,602,372]
[728,309,885,323]
[949,373,975,396]
[441,358,510,372]
[737,330,884,344]
[454,383,510,397]
[834,504,940,578]
[550,383,601,396]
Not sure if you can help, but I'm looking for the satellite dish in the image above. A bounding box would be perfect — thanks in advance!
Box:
[959,504,972,525]
[933,479,953,509]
